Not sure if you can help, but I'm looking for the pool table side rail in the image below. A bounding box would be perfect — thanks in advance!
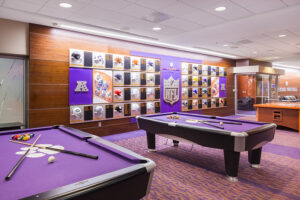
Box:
[0,125,55,135]
[59,125,95,139]
[0,125,93,140]
[244,124,276,151]
[21,164,152,200]
[89,137,156,168]
[142,112,267,125]
[245,123,277,135]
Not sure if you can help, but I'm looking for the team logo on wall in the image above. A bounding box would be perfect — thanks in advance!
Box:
[163,76,179,105]
[74,81,89,92]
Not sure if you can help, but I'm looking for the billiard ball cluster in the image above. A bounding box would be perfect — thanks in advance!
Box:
[167,115,179,119]
[11,133,34,141]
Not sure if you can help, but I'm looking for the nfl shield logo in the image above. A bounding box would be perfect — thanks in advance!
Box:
[163,76,179,105]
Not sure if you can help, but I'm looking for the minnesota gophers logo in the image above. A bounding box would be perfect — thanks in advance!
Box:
[163,76,179,105]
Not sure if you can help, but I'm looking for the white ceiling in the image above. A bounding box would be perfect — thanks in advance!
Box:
[1,0,300,66]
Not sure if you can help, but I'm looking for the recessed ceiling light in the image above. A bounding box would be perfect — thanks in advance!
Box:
[152,27,161,31]
[59,3,72,8]
[223,44,229,47]
[215,6,226,12]
[253,51,257,54]
[278,34,286,38]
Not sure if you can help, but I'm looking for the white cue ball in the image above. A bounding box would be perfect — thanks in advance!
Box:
[48,156,55,163]
[220,122,223,125]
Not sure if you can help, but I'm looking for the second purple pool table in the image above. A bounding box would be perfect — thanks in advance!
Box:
[136,112,276,182]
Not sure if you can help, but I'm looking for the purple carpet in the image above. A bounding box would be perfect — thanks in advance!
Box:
[103,117,300,200]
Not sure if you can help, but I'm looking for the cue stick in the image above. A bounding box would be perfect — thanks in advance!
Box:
[202,122,224,129]
[9,140,98,160]
[197,120,242,125]
[168,115,224,129]
[168,115,242,125]
[5,135,41,181]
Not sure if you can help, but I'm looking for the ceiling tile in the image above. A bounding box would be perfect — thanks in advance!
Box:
[180,0,226,10]
[89,0,132,11]
[136,0,177,10]
[289,26,300,36]
[264,30,300,45]
[122,18,156,30]
[3,0,47,12]
[181,10,225,26]
[182,0,253,20]
[231,0,286,13]
[122,18,185,37]
[124,0,142,2]
[202,1,253,20]
[159,17,203,31]
[159,1,199,17]
[76,5,136,25]
[38,6,75,19]
[67,13,122,30]
[281,0,300,6]
[136,26,185,38]
[118,4,154,19]
[41,0,91,13]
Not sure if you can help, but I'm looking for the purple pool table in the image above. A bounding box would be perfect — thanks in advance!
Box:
[0,126,155,200]
[136,112,276,182]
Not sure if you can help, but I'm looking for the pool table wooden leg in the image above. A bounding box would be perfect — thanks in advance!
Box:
[146,132,156,152]
[248,147,262,168]
[224,150,240,182]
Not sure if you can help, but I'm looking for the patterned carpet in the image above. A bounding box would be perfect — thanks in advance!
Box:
[111,120,300,200]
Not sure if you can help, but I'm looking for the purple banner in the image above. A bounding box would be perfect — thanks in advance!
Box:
[69,68,93,105]
[219,77,227,97]
[161,59,181,113]
[131,51,202,113]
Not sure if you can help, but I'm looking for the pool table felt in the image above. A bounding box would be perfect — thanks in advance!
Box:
[0,127,142,200]
[148,113,266,133]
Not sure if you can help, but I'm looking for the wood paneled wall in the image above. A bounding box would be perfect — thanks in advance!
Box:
[236,59,272,67]
[29,24,235,136]
[278,68,300,98]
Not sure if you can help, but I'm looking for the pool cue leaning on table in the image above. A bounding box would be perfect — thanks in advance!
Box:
[5,135,41,181]
[9,140,98,160]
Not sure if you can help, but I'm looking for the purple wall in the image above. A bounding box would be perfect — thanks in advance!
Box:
[131,51,202,113]
[69,68,93,105]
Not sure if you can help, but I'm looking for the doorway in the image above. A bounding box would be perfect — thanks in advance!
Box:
[0,57,25,124]
[236,74,256,116]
